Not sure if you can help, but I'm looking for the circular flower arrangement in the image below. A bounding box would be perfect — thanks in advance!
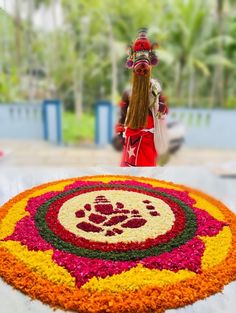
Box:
[0,175,236,313]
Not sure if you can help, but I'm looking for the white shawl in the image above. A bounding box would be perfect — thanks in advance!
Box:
[149,79,169,155]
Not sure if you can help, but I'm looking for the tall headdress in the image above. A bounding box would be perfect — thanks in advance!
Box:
[126,28,159,75]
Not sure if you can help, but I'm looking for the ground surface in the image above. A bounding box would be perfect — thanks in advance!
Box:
[0,139,236,176]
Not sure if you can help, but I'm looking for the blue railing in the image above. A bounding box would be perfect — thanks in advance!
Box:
[0,99,62,145]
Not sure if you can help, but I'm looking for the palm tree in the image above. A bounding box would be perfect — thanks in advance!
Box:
[162,0,233,107]
[165,0,208,106]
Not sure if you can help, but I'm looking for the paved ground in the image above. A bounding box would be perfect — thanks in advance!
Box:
[0,139,236,175]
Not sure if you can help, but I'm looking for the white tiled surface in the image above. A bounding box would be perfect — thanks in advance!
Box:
[0,166,236,313]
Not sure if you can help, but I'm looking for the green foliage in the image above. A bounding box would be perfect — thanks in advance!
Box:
[0,71,21,102]
[225,96,236,109]
[62,111,95,144]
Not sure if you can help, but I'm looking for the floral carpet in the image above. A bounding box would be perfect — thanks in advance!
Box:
[0,175,236,313]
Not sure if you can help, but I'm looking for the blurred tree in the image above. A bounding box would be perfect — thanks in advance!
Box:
[224,6,236,108]
[0,70,20,102]
[13,0,22,74]
[26,0,36,101]
[210,0,236,107]
[164,0,213,106]
[0,2,22,101]
[161,0,234,107]
[61,0,95,117]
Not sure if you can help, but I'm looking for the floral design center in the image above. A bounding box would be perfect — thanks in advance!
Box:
[57,190,175,243]
[75,195,158,236]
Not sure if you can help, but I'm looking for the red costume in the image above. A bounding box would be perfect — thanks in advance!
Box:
[116,28,168,167]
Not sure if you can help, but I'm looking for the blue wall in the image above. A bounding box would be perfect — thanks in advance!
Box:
[169,108,236,149]
[96,104,236,149]
[0,100,62,145]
